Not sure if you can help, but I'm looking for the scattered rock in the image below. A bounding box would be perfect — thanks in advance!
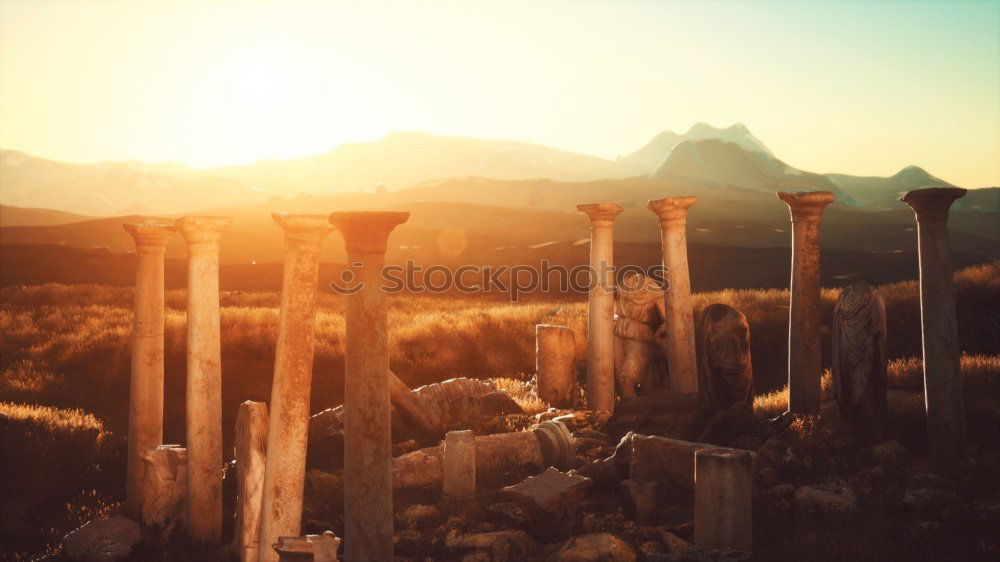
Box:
[398,503,440,529]
[622,479,658,523]
[901,488,960,510]
[658,530,694,554]
[640,541,666,556]
[394,528,427,553]
[503,467,592,532]
[870,440,906,464]
[794,484,858,514]
[486,502,530,528]
[446,530,538,561]
[62,516,142,562]
[555,533,637,561]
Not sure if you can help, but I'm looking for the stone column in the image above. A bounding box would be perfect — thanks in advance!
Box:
[647,196,699,394]
[328,211,409,562]
[258,214,334,562]
[577,204,623,412]
[233,401,269,562]
[536,324,576,408]
[901,187,967,468]
[442,430,476,500]
[123,223,176,518]
[776,191,834,414]
[176,216,231,543]
[694,448,752,552]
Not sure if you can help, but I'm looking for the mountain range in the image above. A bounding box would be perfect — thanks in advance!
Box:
[2,122,995,218]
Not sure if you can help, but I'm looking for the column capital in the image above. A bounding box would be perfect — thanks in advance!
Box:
[271,213,334,250]
[901,187,967,222]
[329,211,410,255]
[176,216,232,251]
[123,223,176,253]
[647,196,698,224]
[776,191,835,222]
[577,203,623,225]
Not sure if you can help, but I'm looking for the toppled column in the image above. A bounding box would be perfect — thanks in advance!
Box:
[697,304,754,410]
[233,401,269,562]
[577,203,624,412]
[140,444,187,527]
[647,196,699,393]
[442,430,476,500]
[901,187,968,467]
[123,223,176,518]
[776,191,834,414]
[176,216,231,544]
[273,531,341,562]
[832,282,888,427]
[259,214,334,562]
[535,324,576,408]
[328,211,410,562]
[694,448,753,552]
[388,370,440,436]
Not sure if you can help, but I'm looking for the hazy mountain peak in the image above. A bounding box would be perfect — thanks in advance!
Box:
[621,122,772,173]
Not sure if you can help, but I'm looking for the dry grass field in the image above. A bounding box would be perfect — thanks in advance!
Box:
[0,262,998,558]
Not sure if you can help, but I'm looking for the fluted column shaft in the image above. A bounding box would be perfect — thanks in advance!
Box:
[176,216,231,543]
[648,196,699,393]
[777,191,834,414]
[902,187,967,468]
[123,223,176,518]
[258,214,333,562]
[329,211,409,562]
[577,203,623,413]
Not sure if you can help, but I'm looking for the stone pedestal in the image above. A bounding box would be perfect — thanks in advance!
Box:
[535,324,576,408]
[259,214,334,562]
[901,187,967,468]
[694,448,752,552]
[577,204,624,412]
[123,223,176,518]
[329,211,409,562]
[176,216,231,543]
[647,196,698,393]
[233,401,269,562]
[776,191,834,414]
[443,430,476,500]
[140,444,187,528]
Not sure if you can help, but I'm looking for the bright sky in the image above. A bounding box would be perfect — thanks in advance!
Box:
[1,0,998,186]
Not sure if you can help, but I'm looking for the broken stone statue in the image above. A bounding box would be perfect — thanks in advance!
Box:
[613,272,669,398]
[832,281,888,430]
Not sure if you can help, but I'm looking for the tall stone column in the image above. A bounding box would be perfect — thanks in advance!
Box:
[901,187,967,468]
[776,191,834,414]
[123,223,176,519]
[329,211,409,562]
[176,216,231,543]
[258,214,334,562]
[535,324,576,408]
[577,204,623,413]
[647,196,699,394]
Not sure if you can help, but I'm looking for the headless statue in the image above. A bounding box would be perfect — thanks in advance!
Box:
[832,281,888,428]
[614,273,669,397]
[697,304,754,410]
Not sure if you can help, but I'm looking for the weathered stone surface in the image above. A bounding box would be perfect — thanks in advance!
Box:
[503,467,592,528]
[658,530,694,554]
[697,304,753,410]
[537,324,577,408]
[870,440,906,465]
[232,401,268,562]
[794,484,857,514]
[273,531,341,562]
[629,434,726,501]
[832,281,888,428]
[556,533,637,562]
[901,488,960,510]
[62,516,141,562]
[443,430,476,499]
[622,479,657,523]
[613,273,668,397]
[140,445,186,528]
[445,530,538,561]
[397,504,441,529]
[533,420,577,471]
[694,449,752,552]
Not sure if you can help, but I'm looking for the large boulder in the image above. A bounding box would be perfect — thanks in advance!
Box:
[61,516,141,562]
[556,533,637,561]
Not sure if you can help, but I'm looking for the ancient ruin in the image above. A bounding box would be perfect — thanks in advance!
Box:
[694,448,752,551]
[328,211,409,562]
[901,187,968,467]
[577,203,624,412]
[614,273,669,397]
[535,324,577,408]
[697,304,754,411]
[233,401,269,562]
[122,223,176,519]
[259,214,334,562]
[777,191,835,414]
[832,281,888,429]
[647,196,699,394]
[176,215,231,544]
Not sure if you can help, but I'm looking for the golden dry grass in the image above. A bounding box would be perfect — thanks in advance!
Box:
[0,401,108,440]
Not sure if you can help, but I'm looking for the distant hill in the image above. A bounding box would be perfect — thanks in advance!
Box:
[827,166,956,210]
[620,122,773,172]
[0,205,95,227]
